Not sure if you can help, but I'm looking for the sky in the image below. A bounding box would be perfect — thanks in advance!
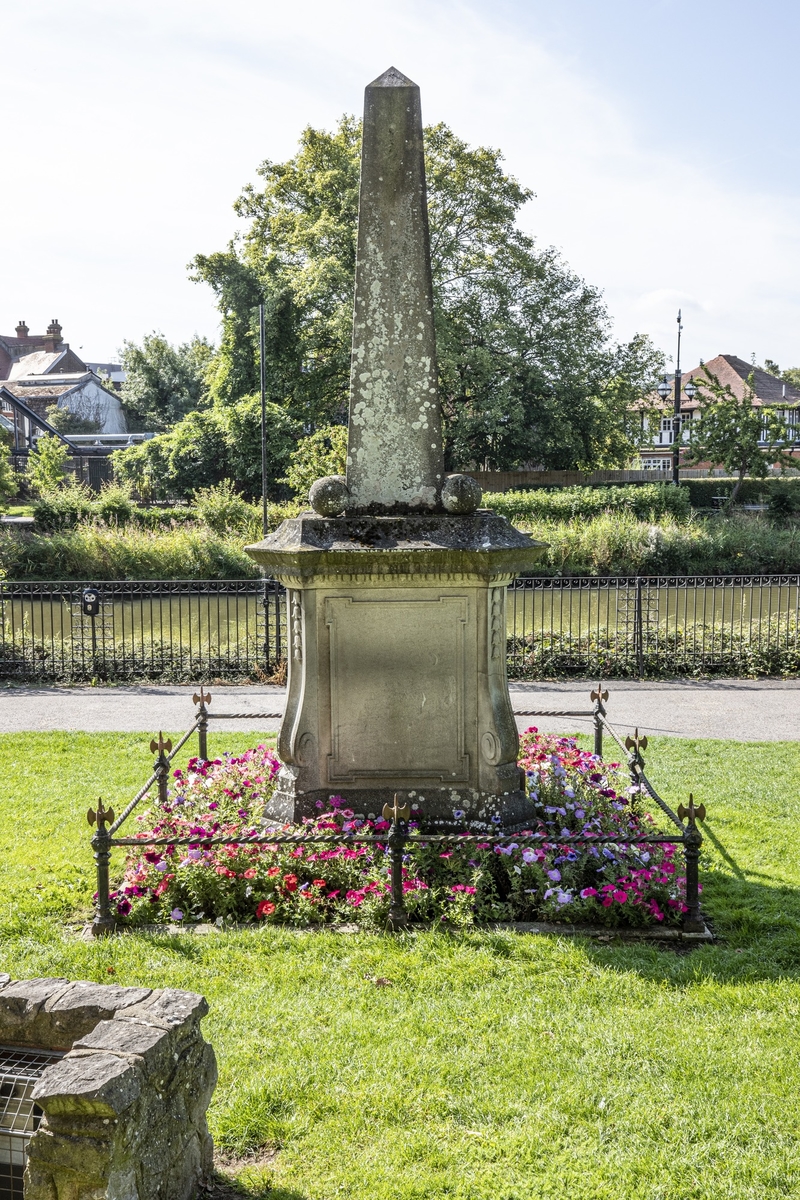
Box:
[2,0,800,373]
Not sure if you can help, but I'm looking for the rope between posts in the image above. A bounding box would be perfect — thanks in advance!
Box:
[108,829,683,849]
[108,717,201,834]
[208,709,597,721]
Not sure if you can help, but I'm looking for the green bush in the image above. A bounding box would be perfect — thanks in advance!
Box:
[486,483,691,523]
[680,476,800,509]
[93,482,135,525]
[32,484,94,531]
[192,480,258,535]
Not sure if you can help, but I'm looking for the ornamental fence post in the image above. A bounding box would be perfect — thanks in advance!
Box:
[193,686,211,762]
[151,732,173,807]
[624,728,648,806]
[87,798,116,937]
[678,794,706,933]
[590,684,608,758]
[384,795,409,931]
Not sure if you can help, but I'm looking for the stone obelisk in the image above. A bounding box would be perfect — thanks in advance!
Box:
[346,67,443,511]
[246,68,546,827]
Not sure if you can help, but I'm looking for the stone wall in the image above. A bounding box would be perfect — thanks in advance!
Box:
[0,975,217,1200]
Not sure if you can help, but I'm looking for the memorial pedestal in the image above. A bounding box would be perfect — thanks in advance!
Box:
[246,511,546,827]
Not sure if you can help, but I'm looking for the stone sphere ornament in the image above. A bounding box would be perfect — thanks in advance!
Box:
[441,473,482,514]
[309,475,351,517]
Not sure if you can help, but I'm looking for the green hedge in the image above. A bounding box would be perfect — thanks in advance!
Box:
[680,477,800,509]
[485,483,691,522]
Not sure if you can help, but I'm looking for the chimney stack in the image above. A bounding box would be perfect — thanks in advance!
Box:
[15,321,29,339]
[44,318,63,352]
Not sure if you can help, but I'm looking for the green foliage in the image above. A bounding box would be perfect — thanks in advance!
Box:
[685,366,797,500]
[26,434,70,495]
[192,117,664,470]
[120,332,215,430]
[679,476,800,508]
[518,510,800,576]
[45,404,100,435]
[3,734,800,1198]
[0,523,260,581]
[282,423,348,497]
[768,484,800,521]
[0,431,18,510]
[111,396,300,502]
[31,483,94,531]
[92,482,135,525]
[487,483,691,523]
[5,507,800,582]
[193,480,258,535]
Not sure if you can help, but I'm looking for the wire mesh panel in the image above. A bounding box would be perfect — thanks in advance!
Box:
[0,1046,63,1200]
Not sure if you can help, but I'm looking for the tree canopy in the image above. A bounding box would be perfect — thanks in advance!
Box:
[685,366,796,501]
[120,333,215,431]
[191,117,663,473]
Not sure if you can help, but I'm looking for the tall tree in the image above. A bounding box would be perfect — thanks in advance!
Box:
[685,366,796,501]
[191,117,662,471]
[120,333,215,430]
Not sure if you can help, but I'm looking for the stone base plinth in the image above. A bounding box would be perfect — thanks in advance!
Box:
[245,512,546,828]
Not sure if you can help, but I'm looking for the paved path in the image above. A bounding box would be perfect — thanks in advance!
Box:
[1,679,797,741]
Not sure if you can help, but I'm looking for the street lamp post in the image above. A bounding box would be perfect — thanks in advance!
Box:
[258,300,268,536]
[657,310,697,486]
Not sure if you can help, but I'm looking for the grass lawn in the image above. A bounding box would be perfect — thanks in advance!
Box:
[1,731,799,1199]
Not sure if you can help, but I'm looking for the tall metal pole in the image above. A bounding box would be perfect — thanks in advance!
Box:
[672,309,683,487]
[259,300,268,536]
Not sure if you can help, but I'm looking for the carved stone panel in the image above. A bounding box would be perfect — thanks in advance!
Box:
[324,593,470,782]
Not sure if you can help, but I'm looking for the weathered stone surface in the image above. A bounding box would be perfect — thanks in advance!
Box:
[72,1018,167,1059]
[115,987,209,1030]
[32,1050,141,1118]
[345,67,444,512]
[441,473,482,514]
[309,474,350,517]
[246,511,545,586]
[44,982,153,1046]
[0,979,220,1200]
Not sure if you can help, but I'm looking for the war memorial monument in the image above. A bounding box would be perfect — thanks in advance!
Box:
[246,67,546,827]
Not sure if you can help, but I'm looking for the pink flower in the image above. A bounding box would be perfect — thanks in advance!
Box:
[580,887,598,898]
[613,890,627,903]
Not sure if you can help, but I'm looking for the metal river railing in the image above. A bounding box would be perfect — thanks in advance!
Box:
[86,687,707,939]
[2,574,799,681]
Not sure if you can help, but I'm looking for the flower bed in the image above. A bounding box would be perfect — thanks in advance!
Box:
[110,733,690,929]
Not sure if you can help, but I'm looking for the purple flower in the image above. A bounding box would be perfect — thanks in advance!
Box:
[170,908,184,921]
[547,869,561,882]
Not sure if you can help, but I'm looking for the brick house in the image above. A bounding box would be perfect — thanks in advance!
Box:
[638,353,800,470]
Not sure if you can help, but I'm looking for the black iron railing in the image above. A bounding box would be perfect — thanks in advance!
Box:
[2,574,799,681]
[86,688,708,939]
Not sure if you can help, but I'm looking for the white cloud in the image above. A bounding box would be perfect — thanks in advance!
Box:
[2,0,799,369]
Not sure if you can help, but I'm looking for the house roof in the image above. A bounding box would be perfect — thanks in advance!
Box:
[7,350,68,378]
[1,376,87,402]
[649,354,800,412]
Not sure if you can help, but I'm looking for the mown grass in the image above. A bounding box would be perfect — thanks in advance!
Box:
[1,732,799,1199]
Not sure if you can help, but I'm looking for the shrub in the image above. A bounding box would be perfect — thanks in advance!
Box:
[26,435,70,495]
[486,483,691,523]
[111,733,687,929]
[32,483,94,531]
[93,482,135,525]
[193,480,258,535]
